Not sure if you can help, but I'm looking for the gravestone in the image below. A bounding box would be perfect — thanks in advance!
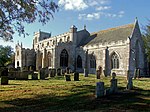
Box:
[133,69,137,79]
[39,68,46,79]
[28,72,38,80]
[84,68,88,77]
[137,69,140,78]
[65,75,71,81]
[96,82,105,98]
[57,68,61,76]
[74,72,79,81]
[126,70,133,90]
[97,66,102,79]
[1,68,9,85]
[96,70,100,79]
[61,69,66,75]
[52,69,56,77]
[49,69,56,77]
[66,67,70,74]
[110,72,117,93]
[127,77,133,90]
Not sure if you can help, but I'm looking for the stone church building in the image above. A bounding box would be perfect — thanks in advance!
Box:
[15,19,147,77]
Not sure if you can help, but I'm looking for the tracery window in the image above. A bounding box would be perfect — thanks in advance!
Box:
[77,55,82,68]
[60,49,68,67]
[111,52,119,69]
[90,55,96,68]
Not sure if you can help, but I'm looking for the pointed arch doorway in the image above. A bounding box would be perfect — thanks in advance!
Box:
[60,49,68,67]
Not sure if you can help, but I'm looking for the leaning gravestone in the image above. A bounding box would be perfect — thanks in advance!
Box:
[110,72,117,94]
[1,68,9,85]
[74,72,79,81]
[96,82,105,98]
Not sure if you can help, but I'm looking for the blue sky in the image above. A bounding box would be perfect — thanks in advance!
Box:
[1,0,150,50]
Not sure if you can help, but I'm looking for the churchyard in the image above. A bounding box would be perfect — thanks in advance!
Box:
[0,74,150,112]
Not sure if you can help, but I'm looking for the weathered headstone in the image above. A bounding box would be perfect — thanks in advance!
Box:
[66,67,70,74]
[61,69,66,75]
[49,69,56,77]
[96,70,100,79]
[28,73,38,80]
[39,68,46,79]
[84,68,88,77]
[110,72,117,93]
[97,66,102,79]
[52,69,56,77]
[65,75,71,81]
[127,70,133,90]
[127,77,133,90]
[74,72,79,81]
[57,68,61,76]
[133,69,137,79]
[96,82,105,98]
[137,69,140,79]
[1,68,9,85]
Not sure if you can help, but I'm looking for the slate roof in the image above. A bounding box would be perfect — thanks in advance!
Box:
[83,23,135,46]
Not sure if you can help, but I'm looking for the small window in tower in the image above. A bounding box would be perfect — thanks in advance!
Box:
[67,36,70,42]
[47,42,49,46]
[59,39,62,43]
[53,40,55,45]
[17,51,19,56]
[42,43,44,47]
[35,37,37,43]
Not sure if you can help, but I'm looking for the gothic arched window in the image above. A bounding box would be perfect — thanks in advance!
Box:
[47,52,52,67]
[90,55,96,68]
[77,55,82,68]
[60,49,68,67]
[111,52,119,69]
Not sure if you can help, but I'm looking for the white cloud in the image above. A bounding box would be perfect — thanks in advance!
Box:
[104,11,125,18]
[86,0,110,5]
[78,11,125,20]
[78,12,102,20]
[119,11,125,14]
[58,0,88,10]
[96,6,111,11]
[58,0,110,11]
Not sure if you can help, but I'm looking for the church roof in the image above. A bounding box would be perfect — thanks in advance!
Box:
[84,23,135,46]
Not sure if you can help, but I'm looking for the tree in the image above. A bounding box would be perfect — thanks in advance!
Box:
[0,0,58,41]
[142,21,150,62]
[0,45,14,66]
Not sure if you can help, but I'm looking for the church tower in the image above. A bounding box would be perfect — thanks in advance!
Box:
[70,25,77,46]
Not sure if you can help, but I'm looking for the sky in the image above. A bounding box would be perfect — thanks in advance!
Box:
[1,0,150,50]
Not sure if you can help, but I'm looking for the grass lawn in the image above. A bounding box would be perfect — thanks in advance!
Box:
[0,74,150,112]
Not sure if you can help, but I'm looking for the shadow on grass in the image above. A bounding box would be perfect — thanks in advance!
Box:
[0,85,150,112]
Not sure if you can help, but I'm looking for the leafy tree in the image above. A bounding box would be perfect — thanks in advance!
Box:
[0,45,14,66]
[142,22,150,62]
[0,0,58,41]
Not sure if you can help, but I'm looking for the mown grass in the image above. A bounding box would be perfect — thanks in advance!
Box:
[0,74,150,112]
